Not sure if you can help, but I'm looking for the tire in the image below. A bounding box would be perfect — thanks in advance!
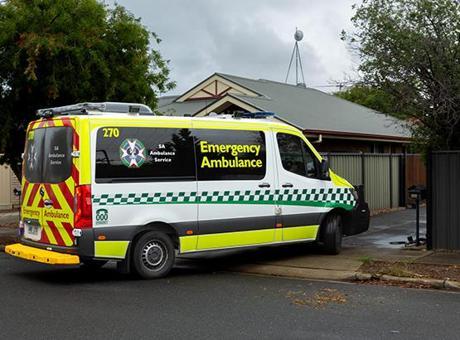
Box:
[321,214,343,255]
[81,258,108,269]
[132,231,175,279]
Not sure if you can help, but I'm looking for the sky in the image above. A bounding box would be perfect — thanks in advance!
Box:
[107,0,361,96]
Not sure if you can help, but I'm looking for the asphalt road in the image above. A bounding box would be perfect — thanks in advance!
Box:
[1,253,460,340]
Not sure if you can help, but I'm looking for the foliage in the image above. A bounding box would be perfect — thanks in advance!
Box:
[0,0,175,177]
[342,0,460,152]
[335,84,404,118]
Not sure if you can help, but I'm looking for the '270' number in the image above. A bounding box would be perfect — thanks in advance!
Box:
[103,128,120,138]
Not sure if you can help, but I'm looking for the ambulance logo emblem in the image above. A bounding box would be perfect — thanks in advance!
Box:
[120,138,146,168]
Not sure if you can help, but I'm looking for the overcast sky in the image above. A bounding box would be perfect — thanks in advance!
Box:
[107,0,360,95]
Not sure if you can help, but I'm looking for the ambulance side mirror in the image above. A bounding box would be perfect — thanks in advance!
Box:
[319,159,330,180]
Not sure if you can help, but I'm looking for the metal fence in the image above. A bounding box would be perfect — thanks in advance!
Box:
[324,153,424,211]
[427,151,460,250]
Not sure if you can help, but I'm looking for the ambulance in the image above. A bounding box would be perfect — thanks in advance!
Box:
[6,102,369,278]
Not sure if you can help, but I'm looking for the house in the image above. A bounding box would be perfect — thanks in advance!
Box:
[157,73,410,153]
[0,163,20,211]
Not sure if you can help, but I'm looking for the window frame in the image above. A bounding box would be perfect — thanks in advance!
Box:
[276,131,321,180]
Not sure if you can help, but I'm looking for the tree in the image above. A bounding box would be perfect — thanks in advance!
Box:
[0,0,175,178]
[342,0,460,152]
[335,84,403,118]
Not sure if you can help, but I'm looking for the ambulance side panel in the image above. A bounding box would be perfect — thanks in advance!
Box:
[272,128,335,241]
[192,124,277,251]
[90,119,198,259]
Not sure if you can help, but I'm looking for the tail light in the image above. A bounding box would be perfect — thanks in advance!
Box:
[74,185,92,229]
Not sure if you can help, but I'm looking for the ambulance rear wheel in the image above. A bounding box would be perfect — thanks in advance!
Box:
[321,214,342,255]
[132,231,175,279]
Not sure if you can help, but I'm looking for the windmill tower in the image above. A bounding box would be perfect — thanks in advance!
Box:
[285,28,306,87]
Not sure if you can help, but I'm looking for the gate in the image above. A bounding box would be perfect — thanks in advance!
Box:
[427,151,460,250]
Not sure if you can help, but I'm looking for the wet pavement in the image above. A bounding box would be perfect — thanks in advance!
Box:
[344,207,426,249]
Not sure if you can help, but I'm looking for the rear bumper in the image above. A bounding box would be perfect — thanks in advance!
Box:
[5,243,80,265]
[20,228,95,259]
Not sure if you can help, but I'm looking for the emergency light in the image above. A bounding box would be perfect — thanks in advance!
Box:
[234,111,276,119]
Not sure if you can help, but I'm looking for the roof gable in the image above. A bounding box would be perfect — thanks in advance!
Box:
[175,74,260,102]
[193,94,262,116]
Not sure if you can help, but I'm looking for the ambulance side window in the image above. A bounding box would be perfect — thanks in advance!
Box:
[194,129,266,181]
[95,127,195,182]
[277,133,318,178]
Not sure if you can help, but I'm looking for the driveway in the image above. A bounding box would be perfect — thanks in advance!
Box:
[345,207,426,249]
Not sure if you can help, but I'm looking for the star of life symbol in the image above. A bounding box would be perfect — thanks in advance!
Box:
[120,138,146,168]
[28,143,38,171]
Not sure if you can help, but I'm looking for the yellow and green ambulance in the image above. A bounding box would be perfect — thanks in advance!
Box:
[6,102,369,278]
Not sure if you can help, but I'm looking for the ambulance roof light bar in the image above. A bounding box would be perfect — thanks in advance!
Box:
[37,102,154,118]
[204,111,276,120]
[233,111,276,119]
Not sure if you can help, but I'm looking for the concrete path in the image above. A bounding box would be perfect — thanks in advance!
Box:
[0,210,19,240]
[0,210,19,226]
[210,207,437,280]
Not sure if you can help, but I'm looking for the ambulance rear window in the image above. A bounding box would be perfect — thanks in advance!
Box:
[24,126,73,183]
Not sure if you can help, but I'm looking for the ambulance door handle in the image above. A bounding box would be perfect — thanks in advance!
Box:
[44,199,53,207]
[282,183,293,188]
[258,182,271,188]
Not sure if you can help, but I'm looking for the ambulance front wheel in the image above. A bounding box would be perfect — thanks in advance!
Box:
[321,214,342,255]
[132,231,175,279]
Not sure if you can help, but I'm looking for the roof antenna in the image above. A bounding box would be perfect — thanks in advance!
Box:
[285,28,306,87]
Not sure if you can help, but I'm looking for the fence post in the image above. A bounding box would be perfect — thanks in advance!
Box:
[389,154,393,208]
[399,152,406,207]
[360,151,365,201]
[426,149,433,250]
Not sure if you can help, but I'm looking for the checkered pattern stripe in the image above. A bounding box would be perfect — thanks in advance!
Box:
[93,188,355,208]
[276,187,354,206]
